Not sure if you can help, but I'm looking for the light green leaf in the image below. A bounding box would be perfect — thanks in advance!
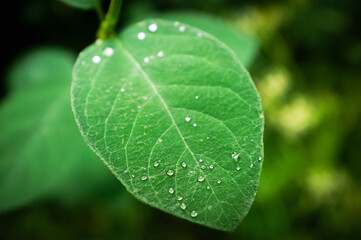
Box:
[72,19,264,231]
[0,48,112,212]
[59,0,98,10]
[158,11,259,67]
[7,47,75,92]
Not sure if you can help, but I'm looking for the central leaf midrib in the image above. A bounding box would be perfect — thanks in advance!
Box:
[115,39,231,224]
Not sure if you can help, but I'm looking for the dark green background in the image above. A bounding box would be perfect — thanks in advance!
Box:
[1,0,360,239]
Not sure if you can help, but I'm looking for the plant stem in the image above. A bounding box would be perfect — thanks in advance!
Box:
[97,0,123,40]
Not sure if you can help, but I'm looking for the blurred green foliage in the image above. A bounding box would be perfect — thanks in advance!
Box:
[0,0,360,239]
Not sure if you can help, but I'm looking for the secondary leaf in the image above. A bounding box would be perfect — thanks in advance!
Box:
[7,47,75,92]
[59,0,98,10]
[72,19,264,231]
[157,11,259,67]
[0,48,113,212]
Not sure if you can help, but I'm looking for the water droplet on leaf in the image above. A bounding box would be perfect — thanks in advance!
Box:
[179,26,186,32]
[232,152,239,159]
[180,203,186,210]
[103,47,114,57]
[191,210,198,217]
[198,176,205,182]
[92,56,101,64]
[148,23,157,32]
[167,169,174,176]
[168,187,175,194]
[137,32,146,40]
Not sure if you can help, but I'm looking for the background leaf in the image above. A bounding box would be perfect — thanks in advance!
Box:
[7,47,75,92]
[0,47,117,212]
[159,11,259,67]
[58,0,99,10]
[72,19,264,231]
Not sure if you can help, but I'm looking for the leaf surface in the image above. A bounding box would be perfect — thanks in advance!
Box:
[72,19,264,231]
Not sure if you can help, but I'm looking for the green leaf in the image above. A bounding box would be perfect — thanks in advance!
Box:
[0,48,112,212]
[7,47,75,92]
[158,11,259,67]
[59,0,98,10]
[72,19,264,231]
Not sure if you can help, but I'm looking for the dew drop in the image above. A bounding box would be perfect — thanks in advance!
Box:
[258,156,262,161]
[195,96,199,99]
[181,162,187,168]
[148,23,158,32]
[167,169,174,176]
[185,116,191,122]
[206,186,210,190]
[137,32,146,40]
[200,165,206,170]
[198,176,205,182]
[236,166,241,171]
[260,113,264,119]
[103,47,114,57]
[199,158,203,163]
[179,25,186,32]
[177,196,183,201]
[217,180,222,184]
[153,161,160,167]
[180,203,187,210]
[131,174,135,178]
[193,123,197,127]
[157,51,164,57]
[168,187,175,194]
[141,176,148,181]
[191,210,198,218]
[209,165,214,170]
[121,88,125,92]
[144,57,150,63]
[250,163,254,168]
[158,139,163,143]
[92,56,101,64]
[232,152,239,159]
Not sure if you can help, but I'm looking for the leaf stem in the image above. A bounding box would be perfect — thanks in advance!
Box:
[96,0,123,40]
